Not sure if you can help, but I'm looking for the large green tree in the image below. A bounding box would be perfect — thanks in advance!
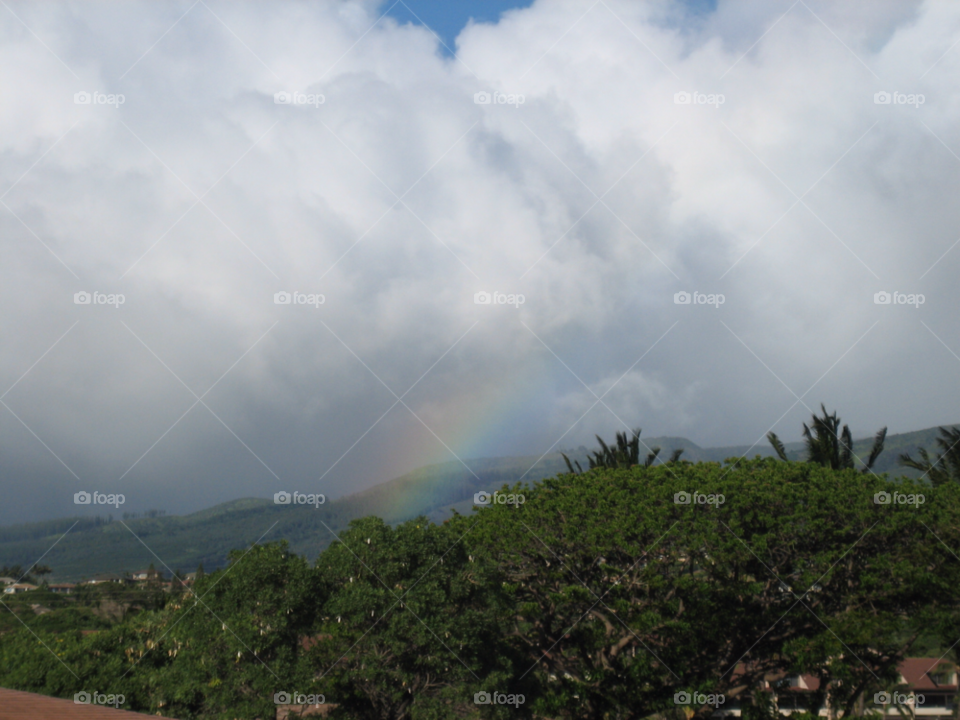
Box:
[466,459,958,720]
[307,516,526,720]
[1,460,957,720]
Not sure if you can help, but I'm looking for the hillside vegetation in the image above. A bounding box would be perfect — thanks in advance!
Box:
[0,454,568,581]
[0,458,955,720]
[0,424,953,582]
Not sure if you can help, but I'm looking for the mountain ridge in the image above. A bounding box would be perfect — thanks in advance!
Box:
[0,424,953,581]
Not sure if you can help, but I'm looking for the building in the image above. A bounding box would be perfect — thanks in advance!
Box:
[130,569,161,582]
[713,659,958,719]
[0,685,329,719]
[0,576,17,586]
[48,583,76,594]
[83,574,127,585]
[0,686,162,718]
[886,658,957,719]
[3,583,37,594]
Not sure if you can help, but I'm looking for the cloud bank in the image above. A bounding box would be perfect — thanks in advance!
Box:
[1,0,958,523]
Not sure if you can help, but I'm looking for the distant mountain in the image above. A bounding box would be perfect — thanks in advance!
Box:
[0,454,567,582]
[632,426,952,477]
[0,425,953,581]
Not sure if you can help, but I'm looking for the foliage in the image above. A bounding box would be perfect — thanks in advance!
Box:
[1,460,959,719]
[126,542,323,719]
[307,516,527,720]
[466,460,958,719]
[768,405,887,473]
[899,425,960,486]
[563,428,683,474]
[0,457,570,582]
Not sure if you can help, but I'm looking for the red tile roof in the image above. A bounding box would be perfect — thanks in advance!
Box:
[899,658,958,690]
[0,687,163,719]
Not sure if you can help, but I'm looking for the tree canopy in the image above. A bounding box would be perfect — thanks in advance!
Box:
[900,425,960,486]
[768,404,887,473]
[0,458,956,720]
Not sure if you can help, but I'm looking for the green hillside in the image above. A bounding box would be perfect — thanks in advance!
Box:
[640,426,954,476]
[0,454,568,582]
[0,425,952,582]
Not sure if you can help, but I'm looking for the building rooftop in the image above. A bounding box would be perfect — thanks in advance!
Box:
[0,687,163,719]
[899,658,958,691]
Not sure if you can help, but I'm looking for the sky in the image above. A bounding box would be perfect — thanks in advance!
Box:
[1,0,958,525]
[383,0,536,52]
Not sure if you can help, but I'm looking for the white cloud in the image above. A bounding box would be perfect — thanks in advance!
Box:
[1,0,959,522]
